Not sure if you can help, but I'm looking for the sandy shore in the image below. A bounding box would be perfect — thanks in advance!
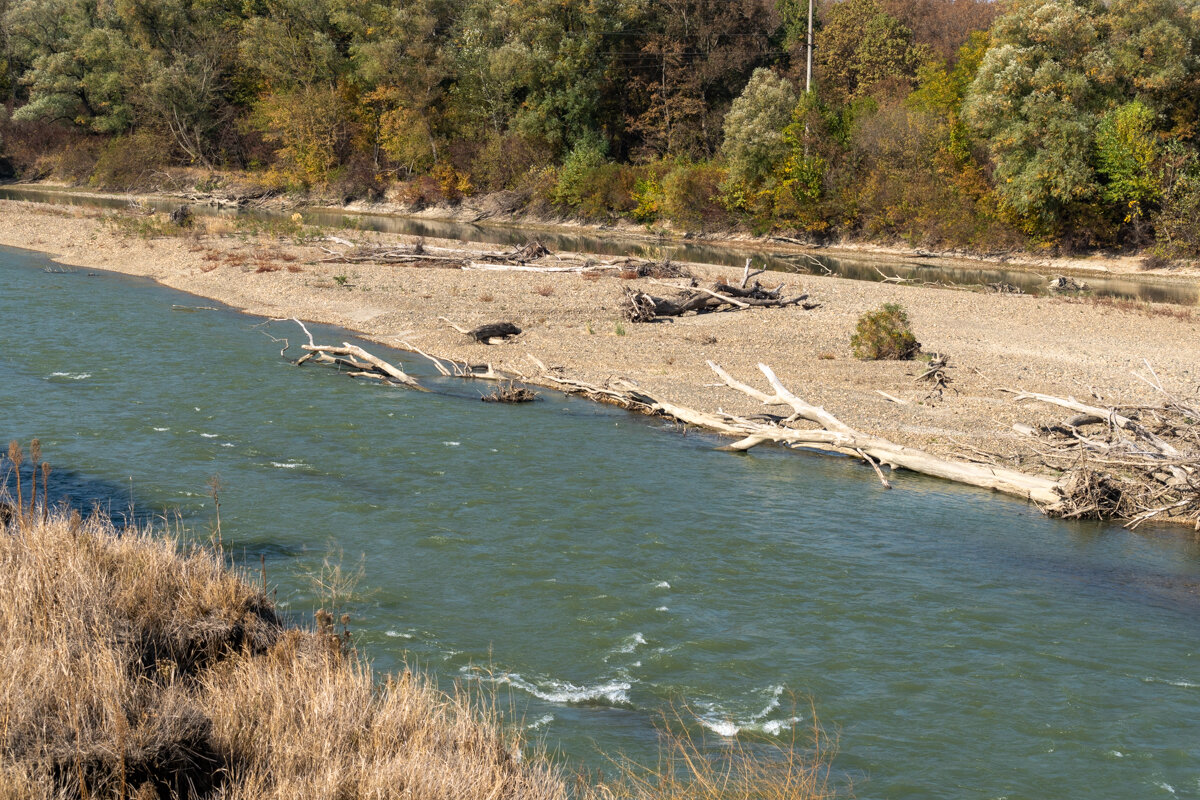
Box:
[3,197,1198,491]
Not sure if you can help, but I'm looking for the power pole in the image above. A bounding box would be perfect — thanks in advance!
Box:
[805,0,814,93]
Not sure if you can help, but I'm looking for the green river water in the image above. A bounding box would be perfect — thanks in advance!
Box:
[1,243,1198,798]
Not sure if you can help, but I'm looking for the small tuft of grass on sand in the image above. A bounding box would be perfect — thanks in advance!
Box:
[1059,294,1196,322]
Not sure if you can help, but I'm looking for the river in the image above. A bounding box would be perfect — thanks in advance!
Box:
[2,243,1198,799]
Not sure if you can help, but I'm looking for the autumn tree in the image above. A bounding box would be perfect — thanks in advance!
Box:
[880,0,998,62]
[622,0,783,161]
[814,0,926,107]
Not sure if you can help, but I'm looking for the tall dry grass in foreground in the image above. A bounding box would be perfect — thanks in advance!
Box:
[0,509,565,800]
[0,453,839,799]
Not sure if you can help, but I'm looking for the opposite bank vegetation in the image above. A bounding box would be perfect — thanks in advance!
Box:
[1,0,1200,263]
[0,443,835,800]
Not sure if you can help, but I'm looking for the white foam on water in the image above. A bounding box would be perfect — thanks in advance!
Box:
[221,443,235,448]
[152,427,170,432]
[385,630,414,639]
[700,719,741,737]
[760,716,804,736]
[696,686,799,738]
[526,714,554,731]
[270,461,305,469]
[200,433,219,438]
[1155,782,1176,795]
[49,372,90,380]
[1143,676,1199,688]
[443,441,461,447]
[655,581,671,589]
[756,685,784,718]
[1109,751,1125,758]
[615,633,647,654]
[656,606,669,612]
[462,667,632,707]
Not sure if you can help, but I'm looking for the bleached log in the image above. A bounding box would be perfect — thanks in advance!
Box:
[301,342,424,390]
[463,263,616,273]
[1007,390,1182,458]
[875,390,909,405]
[649,279,751,309]
[533,361,1063,507]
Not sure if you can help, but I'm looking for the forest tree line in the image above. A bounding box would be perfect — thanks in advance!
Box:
[0,0,1198,257]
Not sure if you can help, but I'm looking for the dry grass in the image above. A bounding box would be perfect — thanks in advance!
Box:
[0,509,565,800]
[1058,295,1196,322]
[590,711,838,800]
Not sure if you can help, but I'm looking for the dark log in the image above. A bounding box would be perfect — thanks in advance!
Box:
[467,322,522,342]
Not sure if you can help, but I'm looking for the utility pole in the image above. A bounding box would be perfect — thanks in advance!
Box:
[805,0,814,93]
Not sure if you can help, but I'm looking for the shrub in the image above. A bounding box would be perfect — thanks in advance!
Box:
[551,132,608,208]
[471,132,554,193]
[91,131,172,190]
[850,303,920,360]
[1154,149,1200,261]
[662,163,731,230]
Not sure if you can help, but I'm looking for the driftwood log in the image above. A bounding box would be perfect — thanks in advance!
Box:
[622,280,816,322]
[439,317,522,343]
[527,357,1063,506]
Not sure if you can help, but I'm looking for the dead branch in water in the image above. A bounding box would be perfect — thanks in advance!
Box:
[481,381,539,403]
[526,358,1063,507]
[277,319,426,390]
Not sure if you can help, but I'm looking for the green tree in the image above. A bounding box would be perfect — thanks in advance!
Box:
[1104,0,1200,139]
[721,68,799,185]
[964,0,1112,236]
[815,0,926,106]
[5,0,139,132]
[1095,101,1160,213]
[1154,144,1200,259]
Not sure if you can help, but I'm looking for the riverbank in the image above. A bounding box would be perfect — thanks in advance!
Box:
[2,196,1198,511]
[13,179,1200,280]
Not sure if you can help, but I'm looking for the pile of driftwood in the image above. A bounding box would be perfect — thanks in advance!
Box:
[481,382,538,403]
[622,273,817,322]
[1047,275,1090,293]
[1008,368,1199,528]
[317,238,686,278]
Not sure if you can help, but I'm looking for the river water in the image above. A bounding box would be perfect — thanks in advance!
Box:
[2,244,1199,799]
[2,184,1197,304]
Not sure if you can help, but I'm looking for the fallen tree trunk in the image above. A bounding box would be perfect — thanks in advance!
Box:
[529,357,1064,508]
[300,343,425,390]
